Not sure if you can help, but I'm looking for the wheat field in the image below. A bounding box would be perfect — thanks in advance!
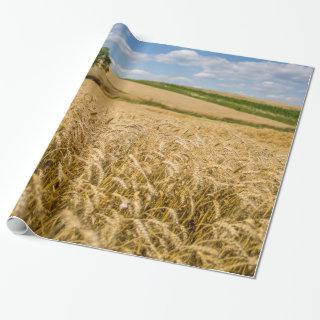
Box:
[11,68,294,276]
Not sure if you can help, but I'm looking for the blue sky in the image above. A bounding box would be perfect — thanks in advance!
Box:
[104,23,313,106]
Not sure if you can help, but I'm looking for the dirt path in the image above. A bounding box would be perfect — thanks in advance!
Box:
[88,68,293,129]
[120,79,293,129]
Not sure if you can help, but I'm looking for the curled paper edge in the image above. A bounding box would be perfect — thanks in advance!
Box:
[7,216,34,235]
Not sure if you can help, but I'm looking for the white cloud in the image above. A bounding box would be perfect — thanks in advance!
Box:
[106,33,150,62]
[111,61,191,85]
[262,81,275,86]
[155,49,201,65]
[170,76,191,83]
[111,62,151,78]
[105,28,312,105]
[155,49,311,86]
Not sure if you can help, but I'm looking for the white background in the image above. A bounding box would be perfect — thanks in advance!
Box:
[0,0,319,319]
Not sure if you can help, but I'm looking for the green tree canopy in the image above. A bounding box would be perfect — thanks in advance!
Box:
[94,47,112,72]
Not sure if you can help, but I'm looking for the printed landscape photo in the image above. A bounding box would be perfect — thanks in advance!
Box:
[11,23,313,276]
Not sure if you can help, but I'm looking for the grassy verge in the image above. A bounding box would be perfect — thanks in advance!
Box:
[127,79,300,126]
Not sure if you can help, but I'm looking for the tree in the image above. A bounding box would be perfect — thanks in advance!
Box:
[94,47,112,72]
